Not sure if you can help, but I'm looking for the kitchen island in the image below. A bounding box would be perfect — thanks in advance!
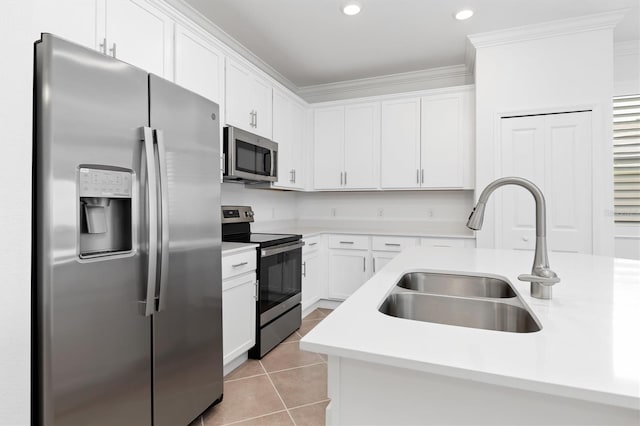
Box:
[300,247,640,425]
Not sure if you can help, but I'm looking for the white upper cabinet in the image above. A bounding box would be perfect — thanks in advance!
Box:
[173,24,224,103]
[102,0,173,78]
[225,57,273,139]
[313,102,379,190]
[380,98,421,189]
[33,0,98,50]
[344,103,379,189]
[314,106,345,189]
[273,89,305,189]
[421,92,464,188]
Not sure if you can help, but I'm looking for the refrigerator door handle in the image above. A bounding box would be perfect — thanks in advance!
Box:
[141,127,158,316]
[154,129,170,312]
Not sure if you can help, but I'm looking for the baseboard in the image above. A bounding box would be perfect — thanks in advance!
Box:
[303,299,342,318]
[223,352,248,377]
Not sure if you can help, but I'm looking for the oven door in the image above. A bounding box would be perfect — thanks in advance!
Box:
[259,241,304,325]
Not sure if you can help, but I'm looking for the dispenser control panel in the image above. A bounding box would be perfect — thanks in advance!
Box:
[79,168,132,198]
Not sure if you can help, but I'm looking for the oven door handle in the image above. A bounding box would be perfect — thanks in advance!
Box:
[261,240,305,258]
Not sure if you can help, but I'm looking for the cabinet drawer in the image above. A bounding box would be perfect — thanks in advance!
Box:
[371,236,418,252]
[420,238,466,248]
[303,236,321,254]
[222,249,257,280]
[328,235,369,250]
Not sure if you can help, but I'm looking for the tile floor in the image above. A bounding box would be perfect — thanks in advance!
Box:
[191,308,332,426]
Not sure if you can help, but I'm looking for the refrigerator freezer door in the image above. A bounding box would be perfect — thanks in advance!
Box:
[149,75,223,426]
[34,35,152,425]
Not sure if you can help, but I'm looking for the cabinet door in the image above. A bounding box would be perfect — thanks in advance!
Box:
[344,102,379,189]
[314,107,345,189]
[302,252,321,310]
[290,102,306,189]
[225,58,254,131]
[251,76,273,139]
[372,253,396,275]
[174,24,224,103]
[105,0,173,77]
[34,0,98,50]
[273,90,294,188]
[421,93,464,188]
[380,98,421,188]
[222,273,257,365]
[328,251,369,300]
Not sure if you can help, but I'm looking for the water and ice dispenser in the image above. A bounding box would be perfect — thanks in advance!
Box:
[78,167,133,258]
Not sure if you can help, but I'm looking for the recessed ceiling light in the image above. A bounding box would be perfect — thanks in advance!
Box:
[342,2,362,16]
[455,9,474,20]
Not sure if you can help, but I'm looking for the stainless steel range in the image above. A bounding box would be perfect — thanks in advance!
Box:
[221,206,304,358]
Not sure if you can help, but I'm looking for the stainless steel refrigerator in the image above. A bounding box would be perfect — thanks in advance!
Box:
[33,34,223,426]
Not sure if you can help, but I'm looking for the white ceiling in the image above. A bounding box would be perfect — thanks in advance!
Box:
[182,0,640,87]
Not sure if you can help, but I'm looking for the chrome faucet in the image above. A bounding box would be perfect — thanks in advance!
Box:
[467,177,560,299]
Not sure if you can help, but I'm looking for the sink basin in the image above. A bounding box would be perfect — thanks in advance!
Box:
[379,292,541,333]
[397,272,516,298]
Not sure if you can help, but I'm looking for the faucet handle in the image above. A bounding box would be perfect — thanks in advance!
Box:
[518,274,560,286]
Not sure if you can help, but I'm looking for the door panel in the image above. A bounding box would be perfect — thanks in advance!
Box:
[380,98,421,188]
[421,94,463,188]
[328,251,369,299]
[499,112,592,254]
[149,76,223,426]
[34,35,151,426]
[344,103,379,189]
[314,107,345,189]
[106,0,172,77]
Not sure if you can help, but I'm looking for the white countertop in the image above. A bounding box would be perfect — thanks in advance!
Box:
[221,242,258,255]
[300,246,640,409]
[253,219,475,239]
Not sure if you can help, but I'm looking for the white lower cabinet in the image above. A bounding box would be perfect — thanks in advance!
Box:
[222,248,257,366]
[328,249,370,300]
[302,251,321,310]
[371,253,395,274]
[222,273,256,365]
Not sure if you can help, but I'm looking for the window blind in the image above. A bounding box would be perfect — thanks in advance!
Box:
[613,95,640,223]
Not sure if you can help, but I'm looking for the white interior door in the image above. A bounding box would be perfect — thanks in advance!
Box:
[499,112,592,254]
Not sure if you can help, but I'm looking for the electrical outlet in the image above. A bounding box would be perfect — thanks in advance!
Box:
[331,208,336,217]
[378,208,384,217]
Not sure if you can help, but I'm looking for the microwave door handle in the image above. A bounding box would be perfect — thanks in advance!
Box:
[271,151,276,178]
[140,127,158,317]
[154,129,170,312]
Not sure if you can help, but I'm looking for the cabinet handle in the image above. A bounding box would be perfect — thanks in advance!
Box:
[339,241,354,244]
[433,245,450,248]
[290,169,294,183]
[344,171,348,186]
[373,257,376,273]
[232,261,248,268]
[421,168,424,184]
[109,43,117,58]
[384,243,401,246]
[293,169,296,183]
[363,256,366,272]
[416,169,420,184]
[309,242,317,246]
[249,110,254,127]
[254,281,259,301]
[302,261,307,277]
[340,172,343,186]
[99,38,107,54]
[255,110,258,128]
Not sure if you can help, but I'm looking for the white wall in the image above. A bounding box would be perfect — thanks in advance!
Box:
[473,27,615,256]
[297,190,473,223]
[221,183,298,226]
[0,1,34,425]
[614,40,640,96]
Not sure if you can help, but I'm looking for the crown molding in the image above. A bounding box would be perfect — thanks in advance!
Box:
[468,9,628,49]
[297,65,472,103]
[464,38,476,77]
[614,39,640,57]
[162,0,300,94]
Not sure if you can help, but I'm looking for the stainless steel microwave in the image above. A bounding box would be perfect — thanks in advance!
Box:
[223,126,278,182]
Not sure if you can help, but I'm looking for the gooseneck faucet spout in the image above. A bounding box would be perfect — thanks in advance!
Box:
[467,177,560,299]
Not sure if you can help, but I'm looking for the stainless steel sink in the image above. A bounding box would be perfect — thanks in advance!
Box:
[397,272,516,298]
[379,292,540,333]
